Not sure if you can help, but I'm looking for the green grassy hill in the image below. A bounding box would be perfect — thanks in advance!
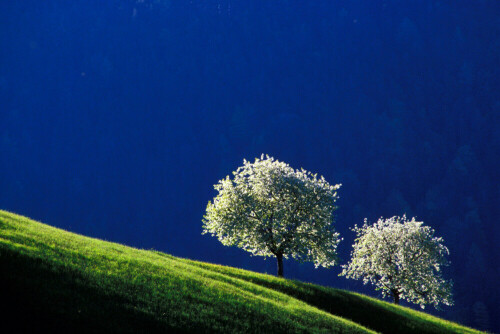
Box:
[0,210,483,334]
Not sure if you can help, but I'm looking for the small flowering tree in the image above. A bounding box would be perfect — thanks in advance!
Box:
[340,215,453,309]
[203,154,342,277]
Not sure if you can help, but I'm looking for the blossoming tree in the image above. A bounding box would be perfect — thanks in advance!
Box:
[340,215,453,308]
[203,154,342,277]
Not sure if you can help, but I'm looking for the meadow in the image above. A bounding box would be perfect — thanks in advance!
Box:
[0,210,484,333]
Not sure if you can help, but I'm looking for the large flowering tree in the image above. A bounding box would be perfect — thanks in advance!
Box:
[341,215,453,309]
[203,155,342,277]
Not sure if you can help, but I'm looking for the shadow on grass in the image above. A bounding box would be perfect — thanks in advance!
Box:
[0,249,189,334]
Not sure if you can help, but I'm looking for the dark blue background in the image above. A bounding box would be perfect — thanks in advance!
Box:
[1,0,499,331]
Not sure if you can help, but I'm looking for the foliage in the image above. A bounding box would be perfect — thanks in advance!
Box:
[341,216,453,309]
[202,155,341,276]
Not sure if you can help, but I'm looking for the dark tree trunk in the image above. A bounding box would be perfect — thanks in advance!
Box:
[392,289,400,305]
[276,253,284,277]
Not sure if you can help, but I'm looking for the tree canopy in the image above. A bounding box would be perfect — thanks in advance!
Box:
[203,155,342,277]
[341,216,453,309]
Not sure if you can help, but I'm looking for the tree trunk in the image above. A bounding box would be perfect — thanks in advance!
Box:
[276,253,284,277]
[392,289,400,305]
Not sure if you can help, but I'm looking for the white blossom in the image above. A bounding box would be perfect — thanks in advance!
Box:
[203,154,342,276]
[340,215,453,309]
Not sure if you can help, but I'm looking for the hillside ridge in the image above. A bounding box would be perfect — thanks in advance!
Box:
[0,210,483,334]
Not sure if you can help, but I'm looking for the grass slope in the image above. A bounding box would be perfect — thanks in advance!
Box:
[0,210,483,334]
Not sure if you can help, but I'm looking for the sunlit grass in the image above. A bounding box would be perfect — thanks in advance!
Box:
[180,259,481,334]
[0,210,484,333]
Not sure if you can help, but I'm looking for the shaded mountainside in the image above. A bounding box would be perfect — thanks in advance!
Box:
[0,210,484,333]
